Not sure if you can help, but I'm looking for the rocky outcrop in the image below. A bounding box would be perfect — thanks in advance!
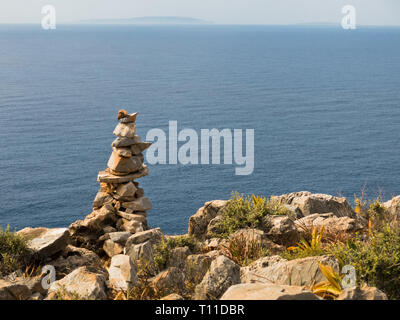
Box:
[188,200,227,240]
[240,255,339,286]
[220,283,321,300]
[18,227,70,258]
[271,191,356,218]
[194,255,240,300]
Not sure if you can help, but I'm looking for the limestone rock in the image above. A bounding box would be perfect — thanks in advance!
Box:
[111,136,142,148]
[337,286,388,300]
[152,267,186,293]
[185,254,212,283]
[194,255,240,300]
[160,293,184,300]
[221,283,320,300]
[103,239,124,258]
[167,247,191,269]
[0,279,32,300]
[240,255,339,286]
[97,166,149,184]
[117,219,144,233]
[50,245,103,278]
[107,151,143,175]
[125,240,155,269]
[93,191,113,209]
[261,215,299,246]
[48,266,107,300]
[384,195,400,218]
[125,228,163,247]
[188,200,228,240]
[108,254,138,291]
[119,112,138,123]
[18,227,70,258]
[108,231,132,245]
[229,228,285,253]
[131,142,152,155]
[113,182,137,201]
[113,122,136,138]
[271,191,355,218]
[122,196,152,211]
[113,147,133,158]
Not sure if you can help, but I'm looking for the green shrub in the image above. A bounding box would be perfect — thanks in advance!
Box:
[212,192,289,238]
[153,235,199,271]
[0,226,30,275]
[330,226,400,299]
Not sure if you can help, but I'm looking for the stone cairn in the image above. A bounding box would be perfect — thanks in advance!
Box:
[70,110,153,255]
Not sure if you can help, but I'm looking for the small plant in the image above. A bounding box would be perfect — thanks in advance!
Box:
[285,227,326,259]
[0,225,30,276]
[212,192,289,238]
[311,263,343,300]
[220,233,270,266]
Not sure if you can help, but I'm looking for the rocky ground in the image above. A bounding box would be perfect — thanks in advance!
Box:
[0,111,396,300]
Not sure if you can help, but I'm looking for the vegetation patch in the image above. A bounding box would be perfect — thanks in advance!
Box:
[0,226,31,276]
[212,192,289,238]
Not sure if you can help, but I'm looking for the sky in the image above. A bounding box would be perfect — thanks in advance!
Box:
[0,0,399,25]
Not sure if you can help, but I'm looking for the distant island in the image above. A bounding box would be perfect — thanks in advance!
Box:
[80,16,212,25]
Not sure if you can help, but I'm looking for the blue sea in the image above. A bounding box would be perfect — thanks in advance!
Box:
[1,25,400,234]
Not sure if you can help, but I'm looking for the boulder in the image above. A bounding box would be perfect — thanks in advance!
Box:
[152,267,186,293]
[188,200,228,240]
[194,255,240,300]
[384,195,400,218]
[185,254,212,284]
[108,231,132,245]
[50,245,103,278]
[261,215,299,246]
[125,228,163,247]
[167,247,191,269]
[228,228,285,253]
[18,227,70,258]
[295,214,364,239]
[220,283,320,300]
[125,240,155,270]
[271,191,355,218]
[48,266,107,300]
[0,279,32,300]
[103,239,124,258]
[337,286,388,300]
[240,255,339,286]
[108,254,138,291]
[117,219,144,233]
[113,182,137,202]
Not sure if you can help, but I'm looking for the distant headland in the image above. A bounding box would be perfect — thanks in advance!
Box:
[79,16,213,25]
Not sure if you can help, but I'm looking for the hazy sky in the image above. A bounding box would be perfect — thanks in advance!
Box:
[1,0,399,25]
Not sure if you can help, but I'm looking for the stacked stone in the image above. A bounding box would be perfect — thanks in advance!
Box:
[92,110,152,234]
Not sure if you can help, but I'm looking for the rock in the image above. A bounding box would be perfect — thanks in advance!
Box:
[220,283,320,300]
[271,191,355,218]
[117,210,147,220]
[113,122,136,138]
[122,197,152,211]
[160,293,184,300]
[131,142,152,155]
[50,245,103,278]
[206,215,224,236]
[111,135,142,148]
[337,286,388,300]
[188,200,228,240]
[152,267,186,293]
[103,226,117,233]
[125,240,155,268]
[167,247,191,269]
[125,228,163,247]
[108,254,138,291]
[185,254,212,283]
[103,239,124,258]
[107,151,143,175]
[229,228,285,253]
[108,232,132,245]
[240,255,339,286]
[97,166,149,184]
[93,191,113,209]
[117,219,144,233]
[295,214,364,239]
[113,182,137,201]
[0,279,31,300]
[48,266,107,300]
[29,292,43,300]
[261,215,299,246]
[194,255,240,300]
[113,147,133,158]
[384,195,400,218]
[119,112,138,123]
[18,227,70,258]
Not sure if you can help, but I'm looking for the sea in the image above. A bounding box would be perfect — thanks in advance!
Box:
[0,24,399,234]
